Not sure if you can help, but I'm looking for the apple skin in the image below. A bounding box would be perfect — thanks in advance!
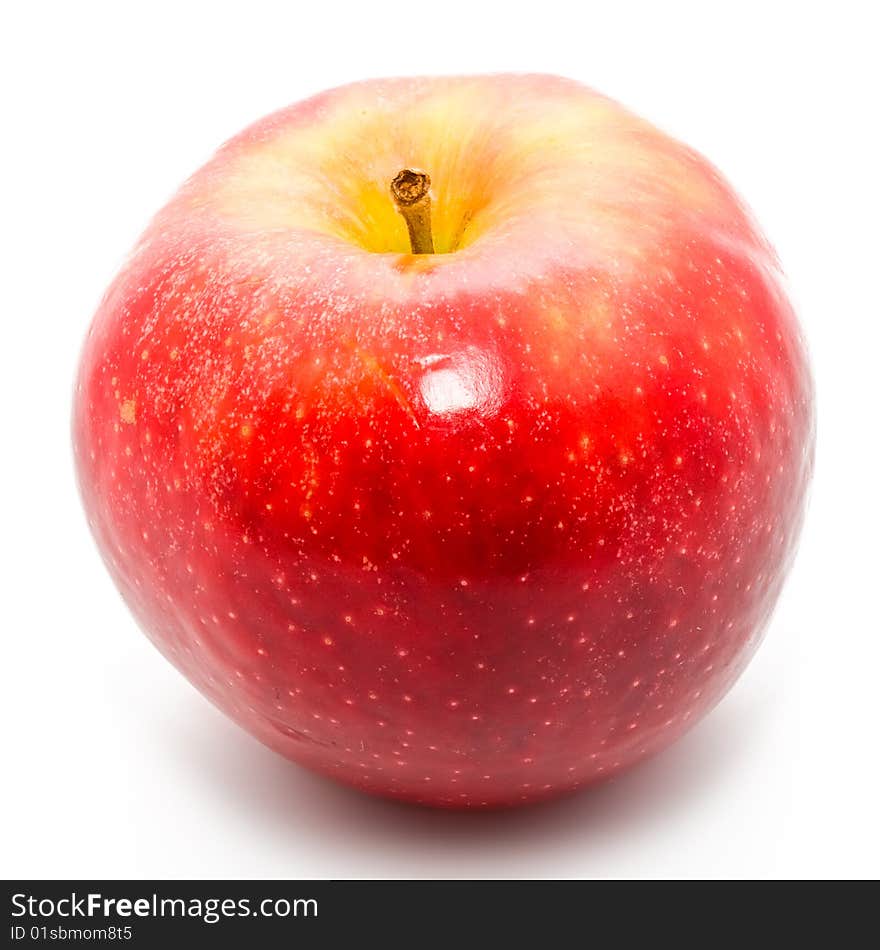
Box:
[73,75,813,807]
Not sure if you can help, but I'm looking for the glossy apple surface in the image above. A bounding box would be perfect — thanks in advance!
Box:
[73,75,813,807]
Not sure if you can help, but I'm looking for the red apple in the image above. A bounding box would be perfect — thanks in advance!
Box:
[73,75,814,807]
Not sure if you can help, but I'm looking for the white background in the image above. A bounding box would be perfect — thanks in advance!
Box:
[2,1,878,879]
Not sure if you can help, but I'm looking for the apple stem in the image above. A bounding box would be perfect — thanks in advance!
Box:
[391,169,435,254]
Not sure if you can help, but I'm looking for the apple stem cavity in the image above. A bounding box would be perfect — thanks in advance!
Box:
[391,169,435,254]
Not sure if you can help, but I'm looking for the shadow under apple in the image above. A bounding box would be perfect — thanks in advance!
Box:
[160,678,777,878]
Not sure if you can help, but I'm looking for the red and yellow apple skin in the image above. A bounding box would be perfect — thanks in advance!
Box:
[73,75,813,807]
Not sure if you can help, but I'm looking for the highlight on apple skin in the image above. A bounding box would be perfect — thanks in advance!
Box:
[73,74,814,808]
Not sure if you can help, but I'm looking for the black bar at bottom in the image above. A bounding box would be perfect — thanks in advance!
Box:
[2,879,859,945]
